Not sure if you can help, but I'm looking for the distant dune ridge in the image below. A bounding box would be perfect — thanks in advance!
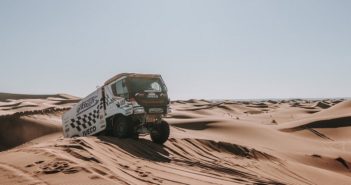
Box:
[0,93,350,184]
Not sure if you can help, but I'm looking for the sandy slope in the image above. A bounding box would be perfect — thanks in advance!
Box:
[0,94,350,185]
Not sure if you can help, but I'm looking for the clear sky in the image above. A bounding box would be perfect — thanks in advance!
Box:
[0,0,350,100]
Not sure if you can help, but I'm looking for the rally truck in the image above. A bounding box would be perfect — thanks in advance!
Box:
[62,73,171,144]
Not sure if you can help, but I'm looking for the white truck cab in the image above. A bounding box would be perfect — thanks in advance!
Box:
[62,73,171,144]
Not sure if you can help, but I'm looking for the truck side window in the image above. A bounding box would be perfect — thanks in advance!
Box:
[111,79,128,98]
[111,83,117,96]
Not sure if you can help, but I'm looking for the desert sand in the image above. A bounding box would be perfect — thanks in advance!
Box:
[0,93,350,185]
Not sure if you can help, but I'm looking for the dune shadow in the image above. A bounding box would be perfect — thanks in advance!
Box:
[97,136,171,163]
[284,116,351,132]
[171,120,218,130]
[0,117,61,152]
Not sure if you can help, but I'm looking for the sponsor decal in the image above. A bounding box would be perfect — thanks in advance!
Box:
[77,96,99,115]
[106,94,126,107]
[82,126,96,136]
[106,94,114,105]
[117,99,126,106]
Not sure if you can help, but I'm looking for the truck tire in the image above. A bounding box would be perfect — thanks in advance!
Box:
[112,116,133,138]
[150,121,170,144]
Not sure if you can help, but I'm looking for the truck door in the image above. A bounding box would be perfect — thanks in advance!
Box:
[104,79,133,118]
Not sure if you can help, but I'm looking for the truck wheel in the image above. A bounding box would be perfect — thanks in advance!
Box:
[112,116,133,138]
[150,121,170,144]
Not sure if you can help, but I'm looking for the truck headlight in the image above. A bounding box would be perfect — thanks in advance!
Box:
[133,107,145,114]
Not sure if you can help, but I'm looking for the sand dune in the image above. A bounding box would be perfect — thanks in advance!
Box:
[0,93,80,151]
[0,94,350,184]
[0,115,61,151]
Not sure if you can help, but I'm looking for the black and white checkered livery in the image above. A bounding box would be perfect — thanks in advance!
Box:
[69,98,104,132]
[70,109,99,132]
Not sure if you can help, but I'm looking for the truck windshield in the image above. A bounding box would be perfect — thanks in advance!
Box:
[128,78,166,93]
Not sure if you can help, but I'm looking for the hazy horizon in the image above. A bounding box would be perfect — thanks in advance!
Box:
[1,0,350,100]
